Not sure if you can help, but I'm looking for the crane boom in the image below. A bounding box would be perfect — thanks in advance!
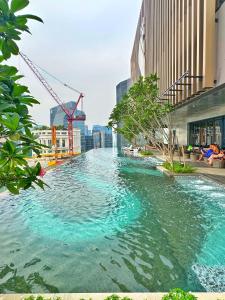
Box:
[19,52,85,155]
[30,61,83,95]
[19,52,69,116]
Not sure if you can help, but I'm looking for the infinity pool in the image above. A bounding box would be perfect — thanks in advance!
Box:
[1,148,225,293]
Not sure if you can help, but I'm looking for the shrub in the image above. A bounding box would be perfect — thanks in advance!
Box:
[162,288,197,300]
[163,161,195,173]
[24,296,61,300]
[140,150,154,156]
[0,0,46,194]
[104,296,132,300]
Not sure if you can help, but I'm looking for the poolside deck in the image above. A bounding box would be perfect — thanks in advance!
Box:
[148,151,225,186]
[1,293,225,300]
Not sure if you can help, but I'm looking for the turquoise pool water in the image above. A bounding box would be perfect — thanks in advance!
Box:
[1,148,225,293]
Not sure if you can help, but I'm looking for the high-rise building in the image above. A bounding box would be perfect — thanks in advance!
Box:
[131,0,225,148]
[93,131,101,149]
[85,135,94,151]
[116,79,131,148]
[116,78,131,103]
[50,101,86,152]
[92,125,113,148]
[85,126,94,151]
[85,125,89,136]
[92,125,103,134]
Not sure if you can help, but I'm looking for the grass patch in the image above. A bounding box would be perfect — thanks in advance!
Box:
[139,150,154,156]
[163,161,195,173]
[162,288,197,300]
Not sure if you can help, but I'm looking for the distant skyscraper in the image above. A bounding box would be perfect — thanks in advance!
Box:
[50,101,86,152]
[93,131,101,149]
[92,125,103,133]
[85,125,94,151]
[92,125,112,148]
[85,135,94,151]
[116,78,131,103]
[85,125,89,136]
[116,78,131,148]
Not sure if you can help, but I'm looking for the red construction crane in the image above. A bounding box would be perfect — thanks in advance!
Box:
[19,52,85,155]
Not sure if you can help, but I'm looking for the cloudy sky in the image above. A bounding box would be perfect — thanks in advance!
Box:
[10,0,142,128]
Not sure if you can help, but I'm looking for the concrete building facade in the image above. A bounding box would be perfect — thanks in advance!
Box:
[131,0,225,147]
[32,129,81,156]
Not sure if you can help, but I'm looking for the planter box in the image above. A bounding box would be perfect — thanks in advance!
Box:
[213,159,225,168]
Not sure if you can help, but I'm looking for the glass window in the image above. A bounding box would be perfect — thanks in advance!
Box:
[206,121,214,146]
[190,117,224,147]
[215,120,222,146]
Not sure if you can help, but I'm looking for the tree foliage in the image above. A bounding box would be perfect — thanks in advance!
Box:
[108,75,175,163]
[0,0,46,194]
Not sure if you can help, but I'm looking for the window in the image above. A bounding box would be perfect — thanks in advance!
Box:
[56,139,60,147]
[62,139,66,147]
[189,116,225,147]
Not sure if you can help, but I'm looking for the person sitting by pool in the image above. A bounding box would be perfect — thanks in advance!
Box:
[198,144,219,161]
[208,149,225,166]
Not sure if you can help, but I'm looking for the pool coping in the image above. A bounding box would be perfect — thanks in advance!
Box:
[1,292,225,300]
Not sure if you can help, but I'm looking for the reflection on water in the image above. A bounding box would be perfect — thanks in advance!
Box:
[0,149,225,292]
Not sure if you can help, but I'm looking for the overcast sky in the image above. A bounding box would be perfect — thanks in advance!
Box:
[10,0,142,128]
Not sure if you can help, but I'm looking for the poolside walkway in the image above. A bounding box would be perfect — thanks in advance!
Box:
[148,152,225,186]
[1,292,225,300]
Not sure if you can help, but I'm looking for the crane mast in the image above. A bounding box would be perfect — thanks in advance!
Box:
[19,52,84,155]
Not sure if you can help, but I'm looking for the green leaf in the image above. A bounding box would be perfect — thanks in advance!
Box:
[2,113,20,131]
[15,15,28,26]
[0,0,9,14]
[6,184,19,194]
[0,82,10,92]
[10,0,29,13]
[7,39,19,55]
[13,84,29,96]
[20,14,43,23]
[4,140,16,154]
[34,162,41,175]
[0,65,18,76]
[9,133,21,141]
[0,102,15,112]
[1,40,11,59]
[20,96,39,105]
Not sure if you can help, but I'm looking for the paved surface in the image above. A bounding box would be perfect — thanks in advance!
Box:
[152,152,225,186]
[1,293,225,300]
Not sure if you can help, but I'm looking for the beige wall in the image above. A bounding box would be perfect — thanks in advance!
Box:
[131,0,217,106]
[216,2,225,85]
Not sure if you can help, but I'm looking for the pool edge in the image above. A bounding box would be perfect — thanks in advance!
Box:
[0,292,225,300]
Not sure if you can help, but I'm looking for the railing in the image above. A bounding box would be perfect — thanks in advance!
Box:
[159,70,203,105]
